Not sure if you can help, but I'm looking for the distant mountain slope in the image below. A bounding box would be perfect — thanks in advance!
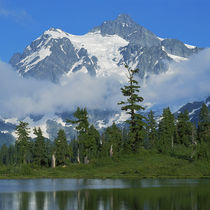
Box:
[9,14,202,83]
[0,96,209,146]
[0,119,16,147]
[0,109,128,146]
[175,96,210,125]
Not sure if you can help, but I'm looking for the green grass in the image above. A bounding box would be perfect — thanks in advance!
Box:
[0,149,210,179]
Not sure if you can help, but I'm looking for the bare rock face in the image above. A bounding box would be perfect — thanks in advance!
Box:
[9,28,97,83]
[9,15,202,83]
[91,14,161,47]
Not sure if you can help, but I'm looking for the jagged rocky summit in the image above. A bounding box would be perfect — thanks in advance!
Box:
[9,14,202,83]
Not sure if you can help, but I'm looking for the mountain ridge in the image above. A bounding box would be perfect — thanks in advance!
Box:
[9,14,202,83]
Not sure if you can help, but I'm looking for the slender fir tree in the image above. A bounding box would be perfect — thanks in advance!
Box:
[67,107,89,163]
[85,125,100,159]
[176,110,192,146]
[198,103,210,143]
[33,127,47,166]
[118,65,145,151]
[54,129,69,166]
[15,121,31,164]
[67,107,89,134]
[158,107,175,153]
[146,110,158,148]
[196,104,210,160]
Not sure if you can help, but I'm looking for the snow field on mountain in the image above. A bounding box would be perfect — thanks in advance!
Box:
[19,46,52,73]
[68,31,129,79]
[167,53,188,62]
[33,29,130,80]
[184,43,196,49]
[161,46,188,62]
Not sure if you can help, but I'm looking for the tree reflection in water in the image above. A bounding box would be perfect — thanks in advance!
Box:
[1,183,210,210]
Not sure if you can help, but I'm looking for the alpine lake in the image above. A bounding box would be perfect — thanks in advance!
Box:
[0,178,210,210]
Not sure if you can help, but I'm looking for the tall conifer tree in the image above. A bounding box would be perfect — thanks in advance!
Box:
[158,107,175,153]
[176,110,192,146]
[33,127,47,166]
[54,129,69,166]
[146,110,158,148]
[15,121,31,164]
[198,104,210,143]
[118,65,145,151]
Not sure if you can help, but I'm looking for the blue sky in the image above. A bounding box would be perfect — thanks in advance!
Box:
[0,0,210,62]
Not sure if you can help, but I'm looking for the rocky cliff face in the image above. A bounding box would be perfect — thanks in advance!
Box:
[9,14,202,83]
[91,14,161,47]
[9,29,97,83]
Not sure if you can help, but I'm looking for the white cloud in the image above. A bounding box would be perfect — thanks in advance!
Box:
[0,48,209,118]
[0,62,122,118]
[0,3,31,23]
[142,48,210,111]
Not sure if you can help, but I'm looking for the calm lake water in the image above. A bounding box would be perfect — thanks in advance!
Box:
[0,178,210,210]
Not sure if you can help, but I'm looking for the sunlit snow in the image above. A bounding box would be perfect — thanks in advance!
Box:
[184,43,196,49]
[67,31,129,80]
[19,46,52,73]
[167,53,188,62]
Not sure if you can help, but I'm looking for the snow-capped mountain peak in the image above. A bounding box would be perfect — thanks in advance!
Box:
[42,27,71,40]
[9,14,202,84]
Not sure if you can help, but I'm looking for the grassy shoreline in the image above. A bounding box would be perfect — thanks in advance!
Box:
[1,151,210,180]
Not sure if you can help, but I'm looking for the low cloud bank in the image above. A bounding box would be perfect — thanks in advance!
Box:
[0,62,122,118]
[142,48,210,111]
[0,48,209,118]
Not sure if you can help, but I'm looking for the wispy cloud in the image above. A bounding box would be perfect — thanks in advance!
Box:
[142,48,210,111]
[0,4,32,24]
[0,62,122,118]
